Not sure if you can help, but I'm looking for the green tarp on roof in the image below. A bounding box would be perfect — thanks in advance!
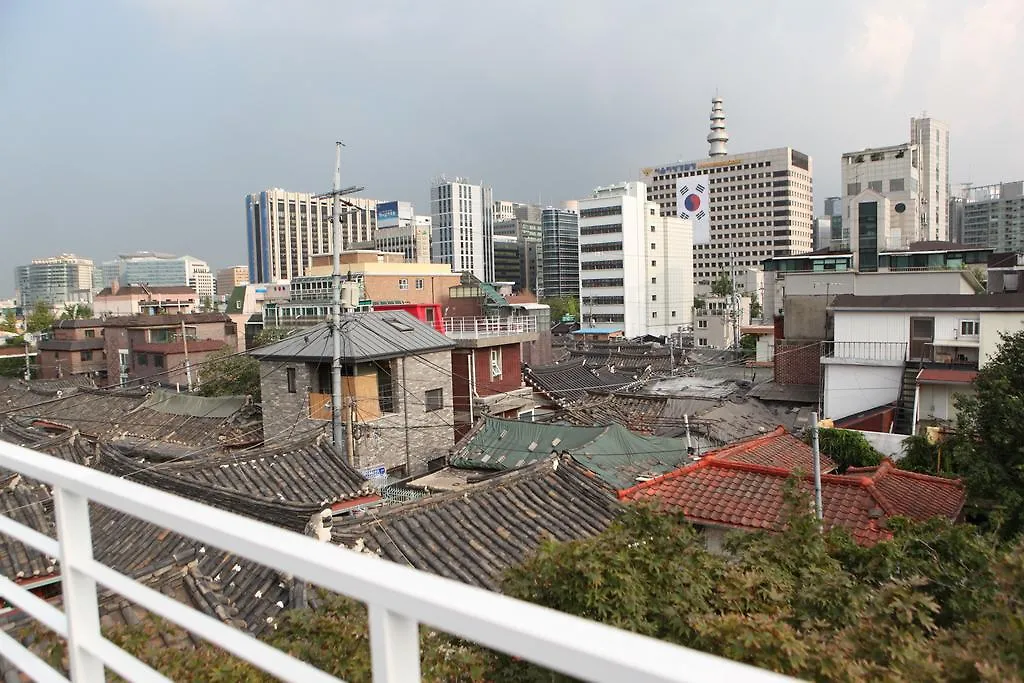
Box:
[139,389,247,419]
[450,416,690,491]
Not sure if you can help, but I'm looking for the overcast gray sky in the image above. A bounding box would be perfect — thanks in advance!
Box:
[1,0,1021,294]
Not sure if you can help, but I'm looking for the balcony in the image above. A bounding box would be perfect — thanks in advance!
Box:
[0,439,792,682]
[443,316,538,347]
[820,340,908,366]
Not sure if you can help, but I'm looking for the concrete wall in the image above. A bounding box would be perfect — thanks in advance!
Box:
[917,383,975,425]
[823,363,903,421]
[783,295,833,340]
[857,430,907,460]
[980,311,1024,366]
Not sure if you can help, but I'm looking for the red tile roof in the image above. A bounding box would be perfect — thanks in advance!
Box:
[917,368,978,384]
[702,427,837,473]
[620,430,965,546]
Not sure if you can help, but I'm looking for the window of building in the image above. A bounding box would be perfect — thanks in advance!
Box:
[960,320,979,336]
[84,329,95,338]
[651,294,657,301]
[650,225,656,232]
[425,388,443,412]
[698,338,708,347]
[889,178,905,192]
[154,355,164,368]
[651,260,657,267]
[698,320,708,329]
[80,351,92,361]
[652,311,658,318]
[671,311,677,317]
[415,278,424,290]
[286,367,296,393]
[490,348,502,378]
[136,353,148,366]
[398,279,409,290]
[651,277,657,284]
[868,181,883,193]
[650,243,656,250]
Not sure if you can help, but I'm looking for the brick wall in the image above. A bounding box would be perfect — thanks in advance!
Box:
[773,339,823,386]
[363,274,460,308]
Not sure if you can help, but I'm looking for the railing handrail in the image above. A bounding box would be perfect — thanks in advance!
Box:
[0,439,794,682]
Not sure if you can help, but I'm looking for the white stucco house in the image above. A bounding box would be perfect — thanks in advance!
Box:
[821,292,1024,433]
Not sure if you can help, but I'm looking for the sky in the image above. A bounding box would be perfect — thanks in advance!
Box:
[1,0,1022,294]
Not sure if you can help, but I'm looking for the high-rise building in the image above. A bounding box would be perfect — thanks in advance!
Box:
[494,210,543,294]
[492,235,522,285]
[824,196,842,217]
[216,266,250,298]
[245,188,379,283]
[371,201,432,263]
[960,181,1024,252]
[540,207,580,299]
[577,182,693,337]
[643,97,814,289]
[910,116,950,242]
[430,177,494,282]
[813,217,833,251]
[15,254,96,311]
[840,143,922,250]
[105,253,215,301]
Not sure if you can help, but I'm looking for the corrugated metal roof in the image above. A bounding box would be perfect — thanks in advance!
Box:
[250,311,454,362]
[917,368,978,384]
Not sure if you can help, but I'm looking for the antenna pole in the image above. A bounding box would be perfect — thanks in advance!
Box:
[331,142,346,460]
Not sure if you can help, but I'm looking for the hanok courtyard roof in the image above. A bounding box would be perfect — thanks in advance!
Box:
[620,428,965,545]
[524,358,650,404]
[333,457,620,590]
[450,416,691,491]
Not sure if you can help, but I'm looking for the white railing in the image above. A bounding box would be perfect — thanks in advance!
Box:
[822,340,908,363]
[0,440,795,682]
[443,316,538,339]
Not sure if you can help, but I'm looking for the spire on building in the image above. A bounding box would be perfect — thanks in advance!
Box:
[707,97,729,157]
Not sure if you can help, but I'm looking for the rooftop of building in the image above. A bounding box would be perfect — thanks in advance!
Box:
[96,284,197,297]
[620,428,965,546]
[841,142,915,157]
[830,292,1024,311]
[249,310,454,363]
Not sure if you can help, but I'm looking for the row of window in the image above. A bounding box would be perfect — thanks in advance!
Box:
[580,241,623,253]
[581,260,624,271]
[580,206,622,218]
[136,353,165,368]
[397,278,425,291]
[580,224,623,236]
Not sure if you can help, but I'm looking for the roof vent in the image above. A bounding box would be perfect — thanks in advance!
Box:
[527,441,538,452]
[551,437,562,447]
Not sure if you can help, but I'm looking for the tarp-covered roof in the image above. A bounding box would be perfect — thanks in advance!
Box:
[450,416,690,491]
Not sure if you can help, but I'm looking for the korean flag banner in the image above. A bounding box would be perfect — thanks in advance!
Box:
[676,174,710,244]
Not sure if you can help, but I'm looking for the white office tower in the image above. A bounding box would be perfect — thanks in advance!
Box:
[644,97,813,289]
[910,116,950,242]
[707,97,729,157]
[16,254,96,310]
[840,144,922,253]
[430,177,494,282]
[104,252,215,301]
[578,182,693,338]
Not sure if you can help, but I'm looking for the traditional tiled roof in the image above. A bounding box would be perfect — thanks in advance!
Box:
[524,358,650,404]
[450,416,691,491]
[620,431,965,546]
[0,481,56,581]
[97,436,374,532]
[700,427,836,472]
[333,457,620,590]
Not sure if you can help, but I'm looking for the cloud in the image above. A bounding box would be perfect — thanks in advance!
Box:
[846,3,921,93]
[937,0,1024,98]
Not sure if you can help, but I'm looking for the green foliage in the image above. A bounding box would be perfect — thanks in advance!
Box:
[951,330,1024,539]
[200,295,216,312]
[254,327,295,347]
[711,272,734,297]
[813,428,883,472]
[739,333,757,357]
[0,310,16,332]
[25,301,56,333]
[198,347,260,400]
[59,303,92,320]
[693,296,706,310]
[541,296,579,323]
[748,293,762,320]
[899,434,946,475]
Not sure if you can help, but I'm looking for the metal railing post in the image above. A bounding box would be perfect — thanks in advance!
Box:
[369,605,421,682]
[54,487,105,681]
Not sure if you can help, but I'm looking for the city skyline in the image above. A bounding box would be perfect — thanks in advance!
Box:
[2,0,1022,293]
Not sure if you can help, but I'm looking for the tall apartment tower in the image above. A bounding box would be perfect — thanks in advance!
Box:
[216,266,250,298]
[540,207,580,298]
[16,254,96,310]
[577,182,693,337]
[910,116,950,242]
[245,189,379,283]
[960,181,1024,252]
[430,177,494,282]
[643,98,813,290]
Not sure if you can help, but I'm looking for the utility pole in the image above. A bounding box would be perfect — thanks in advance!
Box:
[314,142,365,461]
[730,251,740,351]
[810,411,823,526]
[23,342,31,381]
[181,319,193,392]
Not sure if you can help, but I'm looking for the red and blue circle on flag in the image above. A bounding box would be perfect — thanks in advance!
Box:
[683,194,701,212]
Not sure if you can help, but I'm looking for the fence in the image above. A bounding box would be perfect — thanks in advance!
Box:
[443,316,537,338]
[821,340,908,363]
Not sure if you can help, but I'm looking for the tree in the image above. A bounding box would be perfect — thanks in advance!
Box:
[813,427,883,473]
[197,348,260,400]
[0,310,16,333]
[541,296,579,323]
[748,293,762,320]
[949,330,1024,539]
[200,295,216,312]
[60,303,93,320]
[739,333,757,358]
[711,272,734,297]
[25,302,56,333]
